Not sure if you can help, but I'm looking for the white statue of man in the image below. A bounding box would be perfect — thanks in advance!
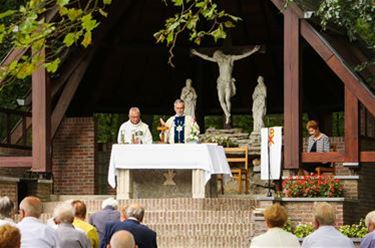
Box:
[252,75,267,132]
[191,45,260,124]
[180,78,197,118]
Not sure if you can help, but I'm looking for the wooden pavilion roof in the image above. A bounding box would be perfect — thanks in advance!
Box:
[63,0,350,117]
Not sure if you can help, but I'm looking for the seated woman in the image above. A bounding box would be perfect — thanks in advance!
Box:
[249,203,300,248]
[303,120,330,174]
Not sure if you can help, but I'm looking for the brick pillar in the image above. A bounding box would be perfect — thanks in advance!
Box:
[52,117,96,194]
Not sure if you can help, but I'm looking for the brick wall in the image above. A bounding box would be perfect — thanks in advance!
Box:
[340,179,358,199]
[52,117,96,195]
[357,162,375,220]
[282,200,344,226]
[0,179,18,206]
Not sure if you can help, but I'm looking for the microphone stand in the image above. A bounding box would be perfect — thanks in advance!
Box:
[267,130,272,197]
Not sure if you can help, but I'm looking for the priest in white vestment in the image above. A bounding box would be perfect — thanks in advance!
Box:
[162,99,199,144]
[117,107,153,144]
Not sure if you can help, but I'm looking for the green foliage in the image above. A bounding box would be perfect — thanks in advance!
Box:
[288,0,374,79]
[94,113,122,143]
[332,112,344,137]
[0,0,111,87]
[294,224,314,238]
[339,219,368,238]
[0,78,30,109]
[282,219,314,238]
[154,0,241,66]
[204,115,222,129]
[283,218,293,233]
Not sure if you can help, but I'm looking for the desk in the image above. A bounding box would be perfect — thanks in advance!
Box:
[108,144,232,199]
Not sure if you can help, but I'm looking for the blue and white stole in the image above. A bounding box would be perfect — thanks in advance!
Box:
[174,116,185,143]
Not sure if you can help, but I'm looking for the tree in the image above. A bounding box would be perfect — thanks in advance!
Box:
[0,0,111,86]
[289,0,374,81]
[154,0,241,67]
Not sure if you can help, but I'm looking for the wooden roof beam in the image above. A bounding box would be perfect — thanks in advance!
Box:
[300,20,375,117]
[0,157,32,168]
[270,0,313,19]
[51,51,94,137]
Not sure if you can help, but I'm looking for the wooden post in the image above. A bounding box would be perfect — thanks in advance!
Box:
[284,9,301,169]
[32,48,51,172]
[344,87,359,165]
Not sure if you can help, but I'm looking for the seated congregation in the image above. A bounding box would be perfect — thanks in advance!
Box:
[1,196,375,248]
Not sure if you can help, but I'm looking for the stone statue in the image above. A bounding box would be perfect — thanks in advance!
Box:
[180,78,197,118]
[191,45,260,125]
[252,75,267,132]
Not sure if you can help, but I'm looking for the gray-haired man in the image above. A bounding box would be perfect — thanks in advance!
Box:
[117,107,153,144]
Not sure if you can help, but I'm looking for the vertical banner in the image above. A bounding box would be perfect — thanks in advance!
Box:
[261,127,282,180]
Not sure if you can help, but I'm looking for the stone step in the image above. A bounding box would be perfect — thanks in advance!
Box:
[157,235,250,248]
[205,128,244,134]
[39,210,252,225]
[149,223,253,237]
[43,198,256,213]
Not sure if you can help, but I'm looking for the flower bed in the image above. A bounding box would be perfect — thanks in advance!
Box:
[282,176,344,197]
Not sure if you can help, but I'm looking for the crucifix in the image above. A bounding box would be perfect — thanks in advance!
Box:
[191,36,265,128]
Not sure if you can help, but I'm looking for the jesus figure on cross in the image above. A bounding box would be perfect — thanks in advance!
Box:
[191,45,260,125]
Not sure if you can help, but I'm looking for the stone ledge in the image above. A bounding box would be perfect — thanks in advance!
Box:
[0,176,20,182]
[256,196,345,202]
[281,175,359,180]
[38,179,53,184]
[334,175,359,180]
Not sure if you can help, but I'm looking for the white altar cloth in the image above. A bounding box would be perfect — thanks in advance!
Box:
[108,144,232,188]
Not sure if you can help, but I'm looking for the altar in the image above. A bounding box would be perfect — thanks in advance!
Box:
[108,144,232,199]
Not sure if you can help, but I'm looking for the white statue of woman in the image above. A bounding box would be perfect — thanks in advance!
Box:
[191,45,260,125]
[180,78,197,118]
[252,75,267,132]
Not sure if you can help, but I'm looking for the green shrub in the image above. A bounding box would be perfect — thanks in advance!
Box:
[294,224,314,238]
[339,219,367,238]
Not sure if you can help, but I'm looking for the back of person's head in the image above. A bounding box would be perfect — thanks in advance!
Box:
[102,197,118,210]
[0,196,14,218]
[0,224,21,248]
[53,202,75,224]
[263,203,288,228]
[108,230,136,248]
[19,196,42,219]
[314,202,335,226]
[72,200,86,219]
[126,203,145,222]
[365,210,375,231]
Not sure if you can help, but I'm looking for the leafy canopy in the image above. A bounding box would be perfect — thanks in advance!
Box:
[154,0,241,67]
[0,0,111,87]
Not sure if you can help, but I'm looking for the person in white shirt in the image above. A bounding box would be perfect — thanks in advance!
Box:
[0,196,16,227]
[250,203,300,248]
[117,107,153,144]
[161,99,199,144]
[17,196,59,248]
[302,202,354,248]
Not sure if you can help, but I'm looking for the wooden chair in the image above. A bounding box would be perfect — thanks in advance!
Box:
[218,146,249,194]
[315,144,337,176]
